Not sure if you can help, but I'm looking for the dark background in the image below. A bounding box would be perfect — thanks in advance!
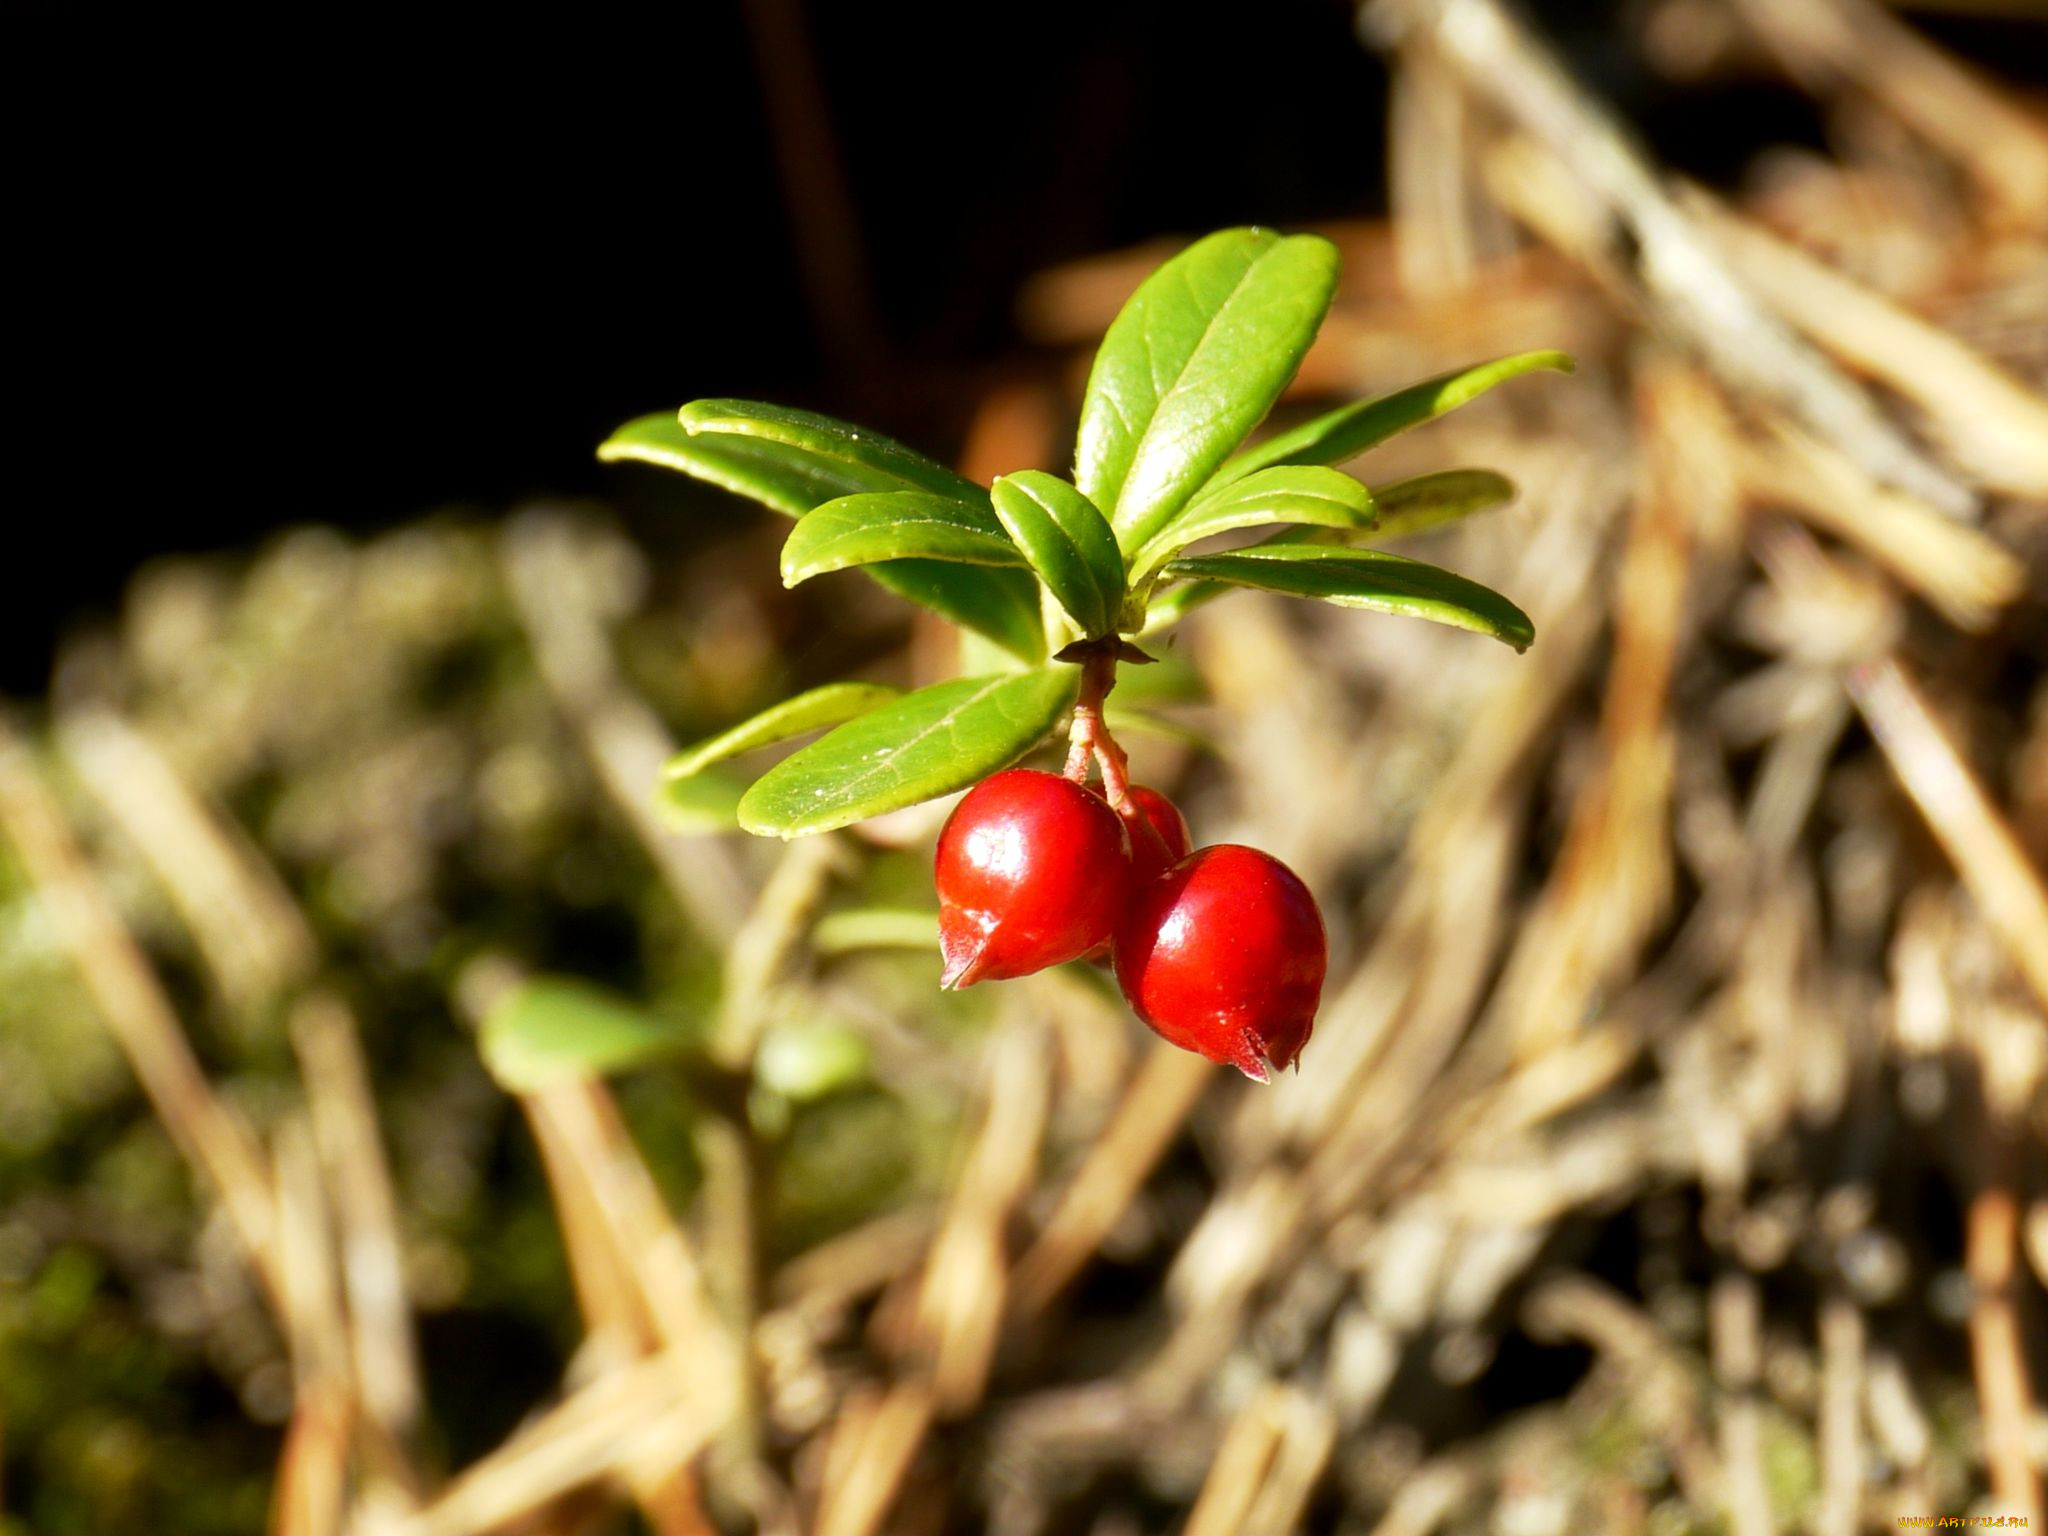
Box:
[7,1,2030,693]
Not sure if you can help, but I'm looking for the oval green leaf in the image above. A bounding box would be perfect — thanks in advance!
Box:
[990,471,1124,639]
[1370,469,1516,542]
[781,493,1026,588]
[1075,228,1340,551]
[600,412,875,516]
[1212,350,1575,488]
[739,669,1079,837]
[665,682,904,782]
[1161,545,1535,651]
[481,976,697,1091]
[603,411,1044,661]
[680,398,986,504]
[1128,465,1376,585]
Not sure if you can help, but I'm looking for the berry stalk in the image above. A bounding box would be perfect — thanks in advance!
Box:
[1063,644,1133,812]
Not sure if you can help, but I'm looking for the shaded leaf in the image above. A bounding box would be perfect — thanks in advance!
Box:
[1075,228,1340,550]
[1213,350,1574,486]
[481,976,695,1091]
[868,560,1045,662]
[990,472,1124,638]
[1128,465,1375,584]
[740,669,1079,837]
[1370,469,1517,541]
[1162,545,1535,650]
[665,682,903,781]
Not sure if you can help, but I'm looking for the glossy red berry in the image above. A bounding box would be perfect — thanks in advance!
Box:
[1082,782,1193,964]
[1113,844,1327,1082]
[935,768,1132,988]
[1102,783,1193,889]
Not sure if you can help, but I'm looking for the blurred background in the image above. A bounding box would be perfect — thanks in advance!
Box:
[5,1,2047,1533]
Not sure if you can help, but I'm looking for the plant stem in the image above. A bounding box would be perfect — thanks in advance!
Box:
[1063,647,1133,810]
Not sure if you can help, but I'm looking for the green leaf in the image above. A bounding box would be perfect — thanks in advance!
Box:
[812,907,942,955]
[680,398,987,504]
[655,768,746,832]
[781,493,1026,588]
[1128,465,1375,585]
[603,410,1045,661]
[1213,350,1575,487]
[599,413,873,516]
[481,976,695,1091]
[1075,227,1341,551]
[990,472,1125,639]
[1369,469,1516,541]
[1135,470,1516,629]
[1161,545,1535,651]
[739,669,1079,837]
[665,682,904,781]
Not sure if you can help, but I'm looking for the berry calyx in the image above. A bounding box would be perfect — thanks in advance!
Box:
[1112,844,1327,1082]
[935,768,1132,988]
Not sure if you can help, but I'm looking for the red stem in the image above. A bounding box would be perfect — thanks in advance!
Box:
[1063,647,1133,811]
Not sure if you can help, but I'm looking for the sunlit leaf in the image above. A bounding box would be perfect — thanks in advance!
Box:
[1161,545,1535,650]
[1212,350,1574,487]
[739,669,1079,837]
[780,493,1026,588]
[602,411,1044,660]
[680,398,986,503]
[665,682,903,781]
[990,471,1124,638]
[1075,228,1340,551]
[1128,465,1375,585]
[599,412,869,516]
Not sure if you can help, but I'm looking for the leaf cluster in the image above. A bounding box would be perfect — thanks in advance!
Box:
[602,227,1571,837]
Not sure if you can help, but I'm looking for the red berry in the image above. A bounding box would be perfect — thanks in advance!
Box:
[1112,844,1327,1082]
[935,768,1132,988]
[1081,782,1193,964]
[1103,783,1194,889]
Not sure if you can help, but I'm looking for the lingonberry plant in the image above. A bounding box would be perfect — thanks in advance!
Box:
[601,226,1569,1081]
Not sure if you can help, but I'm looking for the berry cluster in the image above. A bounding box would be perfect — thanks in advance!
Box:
[933,652,1326,1083]
[617,231,1560,1083]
